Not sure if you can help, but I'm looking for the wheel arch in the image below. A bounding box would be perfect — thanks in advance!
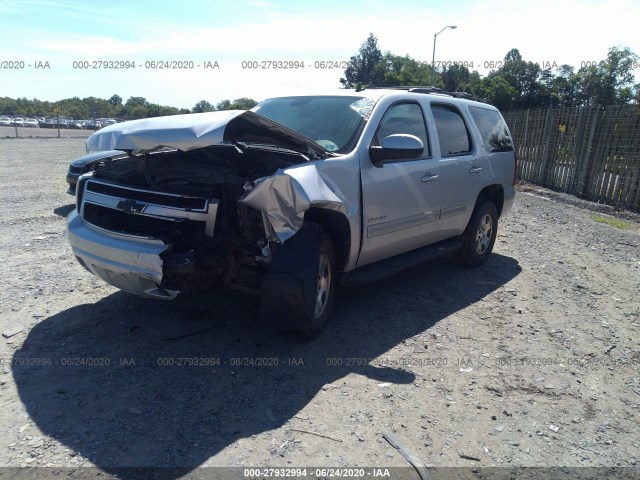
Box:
[304,207,351,273]
[476,184,504,216]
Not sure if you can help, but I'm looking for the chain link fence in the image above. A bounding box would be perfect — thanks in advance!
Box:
[503,104,640,211]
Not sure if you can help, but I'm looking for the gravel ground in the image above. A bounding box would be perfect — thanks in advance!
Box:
[0,137,639,479]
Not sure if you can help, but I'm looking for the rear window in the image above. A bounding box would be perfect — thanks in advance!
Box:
[468,106,514,153]
[431,104,472,156]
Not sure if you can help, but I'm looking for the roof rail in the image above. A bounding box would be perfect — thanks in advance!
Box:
[363,86,484,102]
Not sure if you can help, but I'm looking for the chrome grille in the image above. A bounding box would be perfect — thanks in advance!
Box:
[80,179,218,237]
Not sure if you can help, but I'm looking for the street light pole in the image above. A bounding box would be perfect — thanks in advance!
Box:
[432,25,457,86]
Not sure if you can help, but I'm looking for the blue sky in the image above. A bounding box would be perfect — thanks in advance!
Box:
[1,0,638,109]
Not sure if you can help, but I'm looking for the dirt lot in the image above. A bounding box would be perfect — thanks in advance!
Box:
[0,137,639,479]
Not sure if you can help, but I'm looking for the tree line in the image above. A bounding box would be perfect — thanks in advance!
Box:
[2,34,637,118]
[340,34,640,111]
[0,95,258,120]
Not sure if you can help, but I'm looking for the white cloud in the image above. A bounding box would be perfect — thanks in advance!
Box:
[2,0,639,107]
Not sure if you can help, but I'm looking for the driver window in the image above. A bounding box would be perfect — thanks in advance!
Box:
[374,102,430,155]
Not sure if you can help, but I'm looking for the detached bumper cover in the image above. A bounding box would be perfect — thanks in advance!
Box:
[66,210,178,299]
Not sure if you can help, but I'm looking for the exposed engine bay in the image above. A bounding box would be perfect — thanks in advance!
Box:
[79,144,310,294]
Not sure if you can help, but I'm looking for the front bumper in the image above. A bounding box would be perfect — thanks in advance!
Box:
[66,210,178,299]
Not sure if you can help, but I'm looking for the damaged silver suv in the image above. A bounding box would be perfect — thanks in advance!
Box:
[67,88,516,338]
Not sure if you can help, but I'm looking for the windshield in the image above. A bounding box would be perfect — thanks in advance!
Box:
[251,96,375,154]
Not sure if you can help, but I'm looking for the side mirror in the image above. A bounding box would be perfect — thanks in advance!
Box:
[369,134,424,167]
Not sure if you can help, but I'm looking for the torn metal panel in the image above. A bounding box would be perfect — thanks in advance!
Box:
[239,164,346,242]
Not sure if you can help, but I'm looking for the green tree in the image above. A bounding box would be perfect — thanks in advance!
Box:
[0,97,19,115]
[597,46,638,104]
[146,103,179,117]
[229,97,258,109]
[468,76,518,111]
[30,98,52,116]
[561,47,638,106]
[125,105,148,119]
[81,97,112,118]
[550,64,575,106]
[121,97,150,118]
[192,100,215,112]
[215,99,231,110]
[379,53,436,87]
[573,63,601,106]
[108,94,122,107]
[340,33,385,88]
[125,96,149,108]
[492,48,547,108]
[55,96,86,118]
[440,63,473,91]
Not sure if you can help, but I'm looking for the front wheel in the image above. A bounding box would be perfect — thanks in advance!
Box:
[458,201,498,266]
[296,232,336,339]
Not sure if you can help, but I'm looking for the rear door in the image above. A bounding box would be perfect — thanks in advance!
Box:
[428,102,488,235]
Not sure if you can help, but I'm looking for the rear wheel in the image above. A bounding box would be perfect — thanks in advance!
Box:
[458,201,498,266]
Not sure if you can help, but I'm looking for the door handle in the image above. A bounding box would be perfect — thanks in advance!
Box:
[469,167,483,175]
[421,173,439,184]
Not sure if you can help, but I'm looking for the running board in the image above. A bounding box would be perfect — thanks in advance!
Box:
[341,238,462,286]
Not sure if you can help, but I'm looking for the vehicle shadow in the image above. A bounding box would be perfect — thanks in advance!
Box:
[13,253,520,478]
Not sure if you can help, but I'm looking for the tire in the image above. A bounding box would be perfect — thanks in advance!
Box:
[295,232,336,339]
[458,201,498,267]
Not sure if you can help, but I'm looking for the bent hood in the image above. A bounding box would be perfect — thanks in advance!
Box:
[85,110,328,157]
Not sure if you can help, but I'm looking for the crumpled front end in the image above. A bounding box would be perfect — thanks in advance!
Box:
[66,142,351,300]
[67,210,178,299]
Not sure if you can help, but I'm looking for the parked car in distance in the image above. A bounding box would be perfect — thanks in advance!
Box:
[12,118,24,127]
[40,118,63,128]
[84,120,102,130]
[0,117,12,126]
[66,150,128,194]
[67,87,516,338]
[22,118,39,128]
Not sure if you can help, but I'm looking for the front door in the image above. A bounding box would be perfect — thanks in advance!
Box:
[358,101,443,267]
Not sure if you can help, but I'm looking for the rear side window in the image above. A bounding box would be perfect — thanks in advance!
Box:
[469,106,514,153]
[431,104,472,156]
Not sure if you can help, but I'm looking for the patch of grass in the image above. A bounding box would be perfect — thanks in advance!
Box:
[591,214,639,230]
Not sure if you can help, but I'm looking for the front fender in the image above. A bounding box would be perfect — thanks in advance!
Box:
[239,164,347,242]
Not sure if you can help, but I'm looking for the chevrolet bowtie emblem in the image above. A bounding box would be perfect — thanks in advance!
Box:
[116,199,147,215]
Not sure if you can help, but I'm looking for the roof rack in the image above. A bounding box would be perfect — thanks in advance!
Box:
[363,86,484,102]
